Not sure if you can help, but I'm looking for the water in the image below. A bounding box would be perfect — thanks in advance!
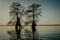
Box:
[0,26,60,40]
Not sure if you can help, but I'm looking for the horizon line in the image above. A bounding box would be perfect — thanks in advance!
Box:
[0,24,60,26]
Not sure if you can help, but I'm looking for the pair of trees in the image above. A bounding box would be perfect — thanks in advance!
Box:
[8,2,41,40]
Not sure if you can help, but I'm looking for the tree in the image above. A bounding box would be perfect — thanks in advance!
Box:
[9,2,24,40]
[25,3,41,39]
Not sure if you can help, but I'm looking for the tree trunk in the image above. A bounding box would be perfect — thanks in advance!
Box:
[32,8,36,40]
[15,8,22,40]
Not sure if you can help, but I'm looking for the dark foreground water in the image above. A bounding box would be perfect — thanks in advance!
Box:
[0,26,60,40]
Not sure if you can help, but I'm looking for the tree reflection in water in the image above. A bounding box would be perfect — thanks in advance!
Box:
[7,29,40,40]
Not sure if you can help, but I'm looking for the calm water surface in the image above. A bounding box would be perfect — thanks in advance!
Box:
[0,26,60,40]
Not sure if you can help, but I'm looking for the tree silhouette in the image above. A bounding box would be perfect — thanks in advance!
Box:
[25,3,41,40]
[8,2,41,40]
[9,2,24,40]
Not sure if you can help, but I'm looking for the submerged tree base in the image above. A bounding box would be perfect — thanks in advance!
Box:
[7,30,40,40]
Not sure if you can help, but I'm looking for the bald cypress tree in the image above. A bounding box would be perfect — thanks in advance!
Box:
[9,2,24,40]
[26,3,41,39]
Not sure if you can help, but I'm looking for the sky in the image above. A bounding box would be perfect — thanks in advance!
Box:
[0,0,60,25]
